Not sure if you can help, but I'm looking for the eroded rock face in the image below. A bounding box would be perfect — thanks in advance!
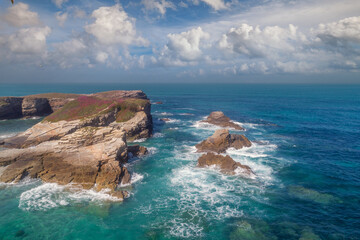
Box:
[128,144,148,158]
[197,152,253,176]
[0,90,153,200]
[202,111,244,130]
[196,129,251,154]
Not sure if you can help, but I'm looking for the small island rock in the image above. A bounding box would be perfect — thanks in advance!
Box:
[201,111,244,130]
[196,129,251,154]
[197,152,253,176]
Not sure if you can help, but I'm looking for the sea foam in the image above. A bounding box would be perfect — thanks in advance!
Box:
[19,183,122,211]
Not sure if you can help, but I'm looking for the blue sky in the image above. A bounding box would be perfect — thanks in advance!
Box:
[0,0,359,83]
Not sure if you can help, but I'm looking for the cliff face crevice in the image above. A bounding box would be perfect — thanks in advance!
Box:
[0,90,153,200]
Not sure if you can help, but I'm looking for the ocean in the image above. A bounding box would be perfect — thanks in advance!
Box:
[0,83,359,239]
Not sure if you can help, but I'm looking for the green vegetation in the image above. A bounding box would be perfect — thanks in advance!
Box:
[28,93,82,99]
[44,95,148,123]
[115,99,148,122]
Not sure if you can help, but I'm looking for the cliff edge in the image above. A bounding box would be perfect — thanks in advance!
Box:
[0,90,152,200]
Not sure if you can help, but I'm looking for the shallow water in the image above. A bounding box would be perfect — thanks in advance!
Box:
[0,84,359,239]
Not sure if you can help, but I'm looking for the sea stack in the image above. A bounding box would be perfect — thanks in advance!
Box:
[201,111,244,130]
[196,129,252,153]
[195,129,254,177]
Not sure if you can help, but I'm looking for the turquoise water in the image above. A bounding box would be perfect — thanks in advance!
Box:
[0,84,359,239]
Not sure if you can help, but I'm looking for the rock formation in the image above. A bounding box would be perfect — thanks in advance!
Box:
[196,129,251,154]
[160,118,171,122]
[195,129,253,177]
[201,111,244,130]
[0,90,152,200]
[128,145,148,158]
[0,90,148,120]
[197,153,254,176]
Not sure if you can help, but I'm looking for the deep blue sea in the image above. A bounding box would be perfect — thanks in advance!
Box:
[0,83,359,240]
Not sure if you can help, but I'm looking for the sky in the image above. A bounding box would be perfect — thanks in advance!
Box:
[0,0,359,83]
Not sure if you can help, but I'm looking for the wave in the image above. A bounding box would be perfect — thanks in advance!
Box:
[178,113,195,116]
[0,133,17,139]
[153,132,164,138]
[120,172,144,187]
[155,112,174,116]
[165,141,278,238]
[132,138,147,143]
[19,183,122,211]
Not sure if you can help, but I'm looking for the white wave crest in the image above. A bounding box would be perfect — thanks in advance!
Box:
[0,133,17,139]
[120,172,144,187]
[19,183,122,211]
[157,112,173,116]
[153,132,164,138]
[132,138,147,143]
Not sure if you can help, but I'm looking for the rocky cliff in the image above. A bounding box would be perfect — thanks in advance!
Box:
[0,90,148,120]
[0,90,152,200]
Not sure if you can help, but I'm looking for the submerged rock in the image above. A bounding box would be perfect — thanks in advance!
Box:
[196,129,251,154]
[230,220,276,240]
[299,227,322,240]
[202,111,244,130]
[288,186,341,205]
[197,152,253,176]
[0,90,153,199]
[160,118,171,122]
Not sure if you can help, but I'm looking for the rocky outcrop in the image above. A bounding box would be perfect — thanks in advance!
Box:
[128,145,148,158]
[197,153,254,176]
[0,90,148,120]
[202,111,244,130]
[0,90,153,200]
[196,129,251,154]
[195,128,253,177]
[160,118,171,122]
[0,97,23,119]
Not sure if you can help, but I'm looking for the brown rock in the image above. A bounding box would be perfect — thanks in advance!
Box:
[196,129,251,154]
[197,152,253,176]
[128,145,148,158]
[160,118,171,122]
[0,90,153,199]
[202,111,244,130]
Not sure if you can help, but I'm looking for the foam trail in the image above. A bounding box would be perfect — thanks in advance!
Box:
[19,183,122,211]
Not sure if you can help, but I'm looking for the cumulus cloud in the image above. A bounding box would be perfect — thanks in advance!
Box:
[7,27,51,54]
[313,16,360,45]
[85,4,149,46]
[2,3,40,27]
[154,27,210,66]
[141,0,176,16]
[52,0,68,9]
[219,24,305,58]
[56,12,68,27]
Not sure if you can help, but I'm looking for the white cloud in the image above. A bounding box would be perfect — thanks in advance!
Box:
[141,0,175,16]
[200,0,227,10]
[192,0,228,11]
[154,27,210,66]
[56,12,68,27]
[52,0,68,9]
[218,23,305,58]
[7,27,51,54]
[2,3,40,27]
[85,4,149,46]
[313,16,360,45]
[51,38,89,68]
